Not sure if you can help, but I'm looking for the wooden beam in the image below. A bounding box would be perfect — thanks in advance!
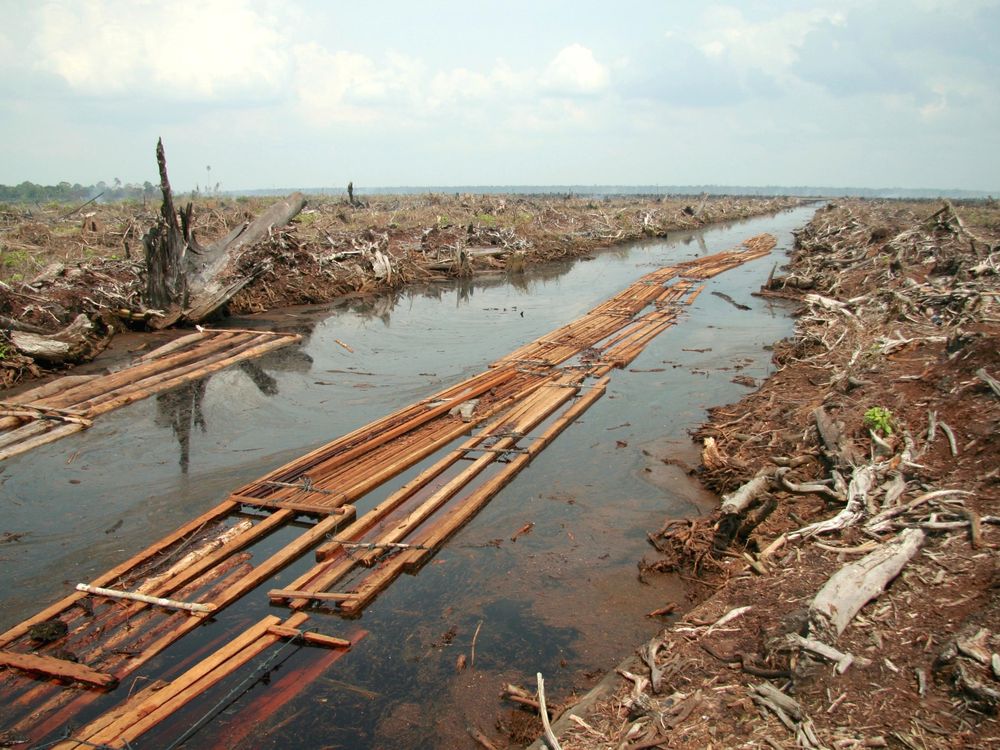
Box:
[0,651,118,689]
[266,625,351,649]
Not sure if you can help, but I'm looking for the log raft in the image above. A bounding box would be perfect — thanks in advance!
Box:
[0,328,302,461]
[0,235,776,746]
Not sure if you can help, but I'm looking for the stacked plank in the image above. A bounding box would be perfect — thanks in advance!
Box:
[0,328,302,461]
[0,235,774,747]
[677,233,777,279]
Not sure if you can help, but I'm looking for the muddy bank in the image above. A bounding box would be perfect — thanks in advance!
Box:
[549,200,1000,749]
[0,194,800,387]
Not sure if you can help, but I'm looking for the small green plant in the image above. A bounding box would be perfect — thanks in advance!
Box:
[475,212,497,227]
[0,343,9,360]
[864,407,895,436]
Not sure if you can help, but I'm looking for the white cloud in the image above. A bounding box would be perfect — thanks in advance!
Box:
[291,44,425,125]
[33,0,292,100]
[694,5,845,80]
[541,44,610,96]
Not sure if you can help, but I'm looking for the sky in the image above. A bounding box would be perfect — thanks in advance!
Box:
[0,0,998,191]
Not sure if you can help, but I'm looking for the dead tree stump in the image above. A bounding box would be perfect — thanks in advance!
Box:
[143,138,190,321]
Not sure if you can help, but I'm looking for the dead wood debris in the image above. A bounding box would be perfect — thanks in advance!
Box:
[0,194,799,388]
[557,199,1000,750]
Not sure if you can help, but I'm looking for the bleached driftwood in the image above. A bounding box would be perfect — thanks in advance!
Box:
[809,528,924,639]
[719,469,773,515]
[75,583,216,613]
[782,633,864,674]
[865,488,974,534]
[537,673,563,750]
[775,467,843,502]
[789,464,875,539]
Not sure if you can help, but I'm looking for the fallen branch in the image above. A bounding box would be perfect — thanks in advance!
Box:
[809,528,925,639]
[537,672,563,750]
[75,583,217,613]
[977,368,1000,398]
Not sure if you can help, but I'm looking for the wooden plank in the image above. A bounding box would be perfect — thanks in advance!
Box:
[80,334,292,417]
[267,589,353,602]
[0,422,85,462]
[144,509,292,600]
[132,331,208,363]
[414,377,610,555]
[266,625,351,649]
[50,679,168,748]
[0,500,236,650]
[73,615,284,747]
[356,378,580,566]
[0,651,118,689]
[35,332,246,410]
[340,378,609,614]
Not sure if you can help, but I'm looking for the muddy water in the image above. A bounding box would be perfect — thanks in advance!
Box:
[0,204,817,747]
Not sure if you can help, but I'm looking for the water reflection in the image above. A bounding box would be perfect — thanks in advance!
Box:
[149,216,782,473]
[154,379,207,473]
[152,348,315,470]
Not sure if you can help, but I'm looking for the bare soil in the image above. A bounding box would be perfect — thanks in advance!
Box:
[545,200,1000,750]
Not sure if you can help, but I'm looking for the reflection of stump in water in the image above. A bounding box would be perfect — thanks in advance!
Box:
[155,379,208,473]
[238,360,278,396]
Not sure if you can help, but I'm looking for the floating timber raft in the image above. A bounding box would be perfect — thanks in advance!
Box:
[0,328,302,462]
[0,234,776,748]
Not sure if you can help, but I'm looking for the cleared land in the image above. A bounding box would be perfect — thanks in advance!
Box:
[547,200,1000,750]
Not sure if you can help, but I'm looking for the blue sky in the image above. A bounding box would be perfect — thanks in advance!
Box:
[1,0,997,191]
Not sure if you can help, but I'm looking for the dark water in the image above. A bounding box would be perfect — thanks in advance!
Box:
[0,204,817,748]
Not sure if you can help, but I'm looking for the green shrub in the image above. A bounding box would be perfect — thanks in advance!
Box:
[863,406,895,436]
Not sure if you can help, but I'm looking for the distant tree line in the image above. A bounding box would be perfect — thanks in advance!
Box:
[0,180,157,204]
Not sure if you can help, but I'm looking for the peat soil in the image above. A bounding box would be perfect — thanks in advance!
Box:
[543,200,1000,750]
[0,194,799,388]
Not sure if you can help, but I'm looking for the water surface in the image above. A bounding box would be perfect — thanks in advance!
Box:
[0,204,817,748]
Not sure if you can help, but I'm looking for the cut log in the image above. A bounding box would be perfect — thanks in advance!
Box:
[11,314,108,365]
[809,528,924,639]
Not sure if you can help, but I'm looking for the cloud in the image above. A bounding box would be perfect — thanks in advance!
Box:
[693,5,845,82]
[795,1,1000,102]
[291,45,428,126]
[540,44,610,96]
[32,0,292,100]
